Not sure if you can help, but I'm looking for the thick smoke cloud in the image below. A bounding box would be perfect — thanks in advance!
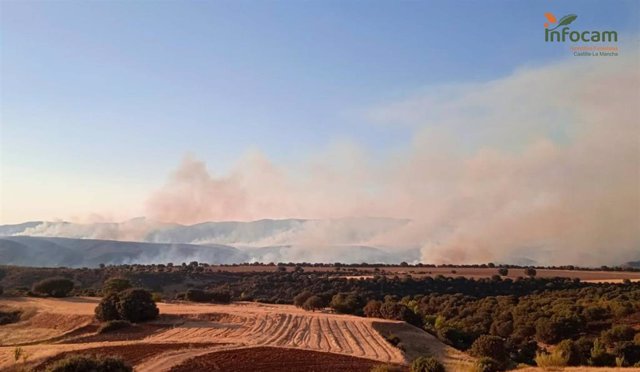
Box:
[144,57,639,266]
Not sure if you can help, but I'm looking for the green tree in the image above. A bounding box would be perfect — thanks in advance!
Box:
[94,288,158,323]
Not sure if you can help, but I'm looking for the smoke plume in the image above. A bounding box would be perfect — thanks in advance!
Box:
[144,56,639,266]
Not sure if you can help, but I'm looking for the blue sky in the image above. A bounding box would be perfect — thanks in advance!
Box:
[1,0,639,223]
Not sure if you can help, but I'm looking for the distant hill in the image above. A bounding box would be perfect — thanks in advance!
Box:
[0,236,419,267]
[0,236,247,267]
[0,217,409,246]
[0,221,44,236]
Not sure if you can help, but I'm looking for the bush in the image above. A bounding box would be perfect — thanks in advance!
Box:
[185,289,210,302]
[384,333,401,347]
[97,320,132,334]
[469,335,506,361]
[535,351,568,368]
[330,293,364,315]
[95,293,120,322]
[524,268,537,277]
[209,290,232,303]
[116,288,159,323]
[293,290,313,308]
[613,342,640,366]
[45,354,132,372]
[590,338,616,367]
[302,295,326,311]
[94,288,158,323]
[601,325,636,346]
[102,278,132,295]
[535,317,561,344]
[472,357,502,372]
[497,268,508,276]
[0,309,21,325]
[32,278,74,297]
[553,339,581,366]
[379,301,421,326]
[364,300,383,318]
[410,356,445,372]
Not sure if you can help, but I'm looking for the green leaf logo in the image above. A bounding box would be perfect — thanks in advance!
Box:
[549,14,577,30]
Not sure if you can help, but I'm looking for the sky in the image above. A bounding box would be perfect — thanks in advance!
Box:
[1,0,639,225]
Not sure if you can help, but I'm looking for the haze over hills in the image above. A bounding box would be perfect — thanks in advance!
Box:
[1,217,637,267]
[0,218,420,267]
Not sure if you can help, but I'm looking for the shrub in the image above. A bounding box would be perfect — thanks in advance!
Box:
[379,301,421,326]
[330,293,364,315]
[97,320,132,334]
[613,342,640,366]
[94,288,158,323]
[555,339,581,366]
[185,289,209,302]
[535,351,568,368]
[45,354,131,372]
[0,309,21,325]
[102,278,132,295]
[497,268,508,276]
[209,290,232,304]
[95,293,120,322]
[293,290,313,308]
[524,268,537,277]
[116,288,159,323]
[364,300,383,318]
[535,317,561,344]
[590,338,616,367]
[32,278,74,297]
[472,357,502,372]
[302,295,326,311]
[469,335,506,361]
[601,325,636,346]
[410,356,445,372]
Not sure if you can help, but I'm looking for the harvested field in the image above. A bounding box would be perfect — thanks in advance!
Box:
[0,297,412,371]
[169,346,398,372]
[0,297,637,372]
[31,342,219,371]
[372,321,474,371]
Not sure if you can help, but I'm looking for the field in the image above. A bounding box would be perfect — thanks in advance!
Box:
[202,265,640,282]
[1,266,639,372]
[0,297,472,371]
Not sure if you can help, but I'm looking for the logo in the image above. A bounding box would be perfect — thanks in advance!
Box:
[544,13,617,43]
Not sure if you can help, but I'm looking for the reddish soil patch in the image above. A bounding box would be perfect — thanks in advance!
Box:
[32,343,220,371]
[170,346,404,372]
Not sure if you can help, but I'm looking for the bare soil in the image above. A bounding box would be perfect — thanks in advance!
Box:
[169,346,398,372]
